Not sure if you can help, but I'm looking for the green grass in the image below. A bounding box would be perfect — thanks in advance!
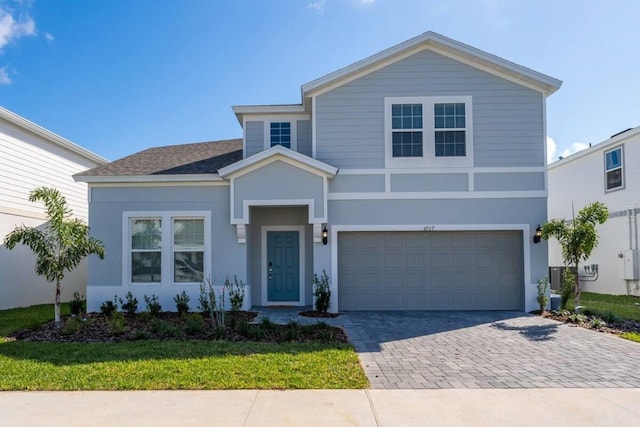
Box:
[0,304,367,390]
[567,292,640,322]
[620,332,640,343]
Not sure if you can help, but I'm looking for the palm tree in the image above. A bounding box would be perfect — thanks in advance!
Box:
[541,201,608,310]
[4,187,105,323]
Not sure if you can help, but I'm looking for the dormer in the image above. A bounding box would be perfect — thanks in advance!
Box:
[232,105,311,158]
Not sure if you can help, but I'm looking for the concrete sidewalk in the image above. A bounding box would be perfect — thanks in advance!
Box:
[1,389,639,426]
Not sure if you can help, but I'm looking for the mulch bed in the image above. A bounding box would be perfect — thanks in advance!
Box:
[540,310,640,336]
[8,311,348,344]
[299,310,339,318]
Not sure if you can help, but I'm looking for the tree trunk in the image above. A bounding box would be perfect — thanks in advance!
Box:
[574,263,581,311]
[55,281,61,324]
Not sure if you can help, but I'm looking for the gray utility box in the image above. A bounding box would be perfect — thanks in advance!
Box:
[621,250,639,280]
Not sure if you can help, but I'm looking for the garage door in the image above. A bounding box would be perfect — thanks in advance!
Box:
[338,231,523,310]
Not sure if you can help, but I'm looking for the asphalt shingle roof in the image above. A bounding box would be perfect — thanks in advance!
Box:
[76,138,243,177]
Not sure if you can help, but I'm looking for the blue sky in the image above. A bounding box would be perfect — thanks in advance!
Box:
[1,0,639,162]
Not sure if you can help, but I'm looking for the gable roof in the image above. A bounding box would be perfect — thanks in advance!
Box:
[74,138,242,182]
[218,144,337,178]
[301,31,562,97]
[0,106,108,165]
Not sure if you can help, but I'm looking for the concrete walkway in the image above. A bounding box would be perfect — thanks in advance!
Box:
[2,389,640,426]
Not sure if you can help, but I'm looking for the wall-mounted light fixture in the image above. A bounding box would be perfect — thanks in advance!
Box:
[533,225,542,244]
[322,226,328,245]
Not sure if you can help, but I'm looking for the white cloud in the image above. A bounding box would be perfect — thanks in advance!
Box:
[0,66,11,84]
[308,1,325,13]
[559,142,589,159]
[45,32,54,42]
[548,137,589,163]
[0,8,36,50]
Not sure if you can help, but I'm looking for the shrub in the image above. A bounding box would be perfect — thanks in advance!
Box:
[130,329,152,340]
[259,316,276,331]
[568,312,587,324]
[184,313,204,335]
[69,292,86,316]
[199,277,225,327]
[313,270,331,313]
[561,268,575,310]
[100,300,117,317]
[225,276,246,311]
[536,276,549,312]
[602,309,620,324]
[174,291,190,316]
[234,319,251,336]
[108,312,128,335]
[119,291,138,315]
[61,317,83,335]
[143,294,162,317]
[590,317,607,329]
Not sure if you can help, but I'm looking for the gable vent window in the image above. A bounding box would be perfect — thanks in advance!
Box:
[392,104,423,157]
[605,146,624,191]
[434,103,466,157]
[270,122,291,148]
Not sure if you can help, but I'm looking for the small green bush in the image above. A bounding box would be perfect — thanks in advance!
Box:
[100,300,117,317]
[590,317,607,329]
[119,292,138,315]
[313,270,331,313]
[143,294,162,317]
[536,276,549,312]
[108,312,128,335]
[174,291,190,316]
[61,317,83,336]
[234,319,251,336]
[225,276,246,311]
[184,313,204,335]
[130,329,152,340]
[561,268,575,310]
[69,292,86,316]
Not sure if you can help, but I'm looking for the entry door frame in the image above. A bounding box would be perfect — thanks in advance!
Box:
[261,225,305,306]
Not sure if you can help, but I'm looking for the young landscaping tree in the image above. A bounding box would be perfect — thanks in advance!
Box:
[541,201,608,311]
[3,187,105,324]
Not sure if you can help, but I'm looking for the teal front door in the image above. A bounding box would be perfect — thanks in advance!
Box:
[267,231,300,302]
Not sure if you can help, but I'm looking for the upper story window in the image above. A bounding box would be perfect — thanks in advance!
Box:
[605,146,624,191]
[434,103,466,157]
[270,122,291,148]
[385,96,473,168]
[391,104,423,157]
[124,212,210,286]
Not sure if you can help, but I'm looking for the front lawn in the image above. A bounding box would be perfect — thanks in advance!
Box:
[0,305,367,390]
[567,292,640,322]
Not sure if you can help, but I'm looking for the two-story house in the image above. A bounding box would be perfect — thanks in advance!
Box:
[75,32,561,313]
[548,126,640,296]
[1,106,107,310]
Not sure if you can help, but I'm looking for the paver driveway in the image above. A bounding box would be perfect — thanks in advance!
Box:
[340,311,640,389]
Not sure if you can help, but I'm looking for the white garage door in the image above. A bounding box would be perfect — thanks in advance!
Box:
[338,231,523,310]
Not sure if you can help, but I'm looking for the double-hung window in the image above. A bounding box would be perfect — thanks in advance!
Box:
[125,212,210,285]
[270,122,291,148]
[605,146,624,191]
[385,96,473,167]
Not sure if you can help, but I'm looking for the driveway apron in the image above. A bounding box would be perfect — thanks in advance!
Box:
[340,311,640,389]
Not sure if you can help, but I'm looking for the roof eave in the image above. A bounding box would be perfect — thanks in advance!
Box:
[231,104,306,126]
[74,174,226,184]
[0,107,109,165]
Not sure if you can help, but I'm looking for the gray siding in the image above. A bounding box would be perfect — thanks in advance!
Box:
[234,160,324,219]
[475,172,545,191]
[391,173,468,192]
[297,120,312,157]
[87,186,245,288]
[315,49,544,169]
[329,174,385,193]
[247,207,314,306]
[245,121,264,158]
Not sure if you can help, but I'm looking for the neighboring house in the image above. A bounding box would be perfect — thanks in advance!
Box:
[75,31,561,313]
[548,126,640,296]
[0,107,108,310]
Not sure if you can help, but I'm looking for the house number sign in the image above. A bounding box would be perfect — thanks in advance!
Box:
[423,226,435,231]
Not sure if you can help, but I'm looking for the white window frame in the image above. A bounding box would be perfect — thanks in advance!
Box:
[263,118,298,151]
[604,146,624,192]
[384,96,473,169]
[122,211,211,286]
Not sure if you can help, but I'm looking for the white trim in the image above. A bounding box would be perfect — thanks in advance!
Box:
[328,190,547,200]
[121,211,212,287]
[261,225,306,306]
[301,31,561,97]
[384,96,474,169]
[234,199,325,225]
[329,223,533,313]
[218,144,337,178]
[263,119,298,152]
[76,174,227,183]
[338,166,546,174]
[0,106,108,165]
[0,206,48,220]
[87,181,229,188]
[232,104,307,125]
[311,96,317,159]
